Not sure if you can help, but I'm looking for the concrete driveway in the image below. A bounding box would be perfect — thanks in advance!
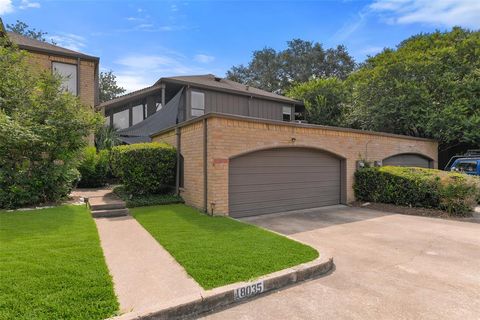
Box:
[204,206,480,320]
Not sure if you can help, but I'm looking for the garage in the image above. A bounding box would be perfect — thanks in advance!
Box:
[383,153,432,168]
[229,147,342,218]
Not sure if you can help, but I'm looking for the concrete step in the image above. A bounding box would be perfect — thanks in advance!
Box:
[92,208,129,218]
[89,202,126,211]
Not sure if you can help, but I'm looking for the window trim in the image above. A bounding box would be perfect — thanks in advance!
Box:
[282,106,293,122]
[190,90,205,117]
[51,61,79,96]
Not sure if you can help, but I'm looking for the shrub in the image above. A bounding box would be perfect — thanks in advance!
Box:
[110,142,176,194]
[0,38,99,209]
[113,186,183,208]
[354,166,480,216]
[77,147,110,188]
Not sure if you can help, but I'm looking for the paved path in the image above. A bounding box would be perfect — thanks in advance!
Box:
[95,216,204,314]
[204,206,480,320]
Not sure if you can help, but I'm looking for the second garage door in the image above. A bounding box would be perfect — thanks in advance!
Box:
[229,147,341,218]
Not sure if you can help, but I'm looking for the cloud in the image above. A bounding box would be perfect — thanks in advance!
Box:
[194,54,215,63]
[360,46,384,55]
[113,53,218,92]
[370,0,480,28]
[49,33,86,51]
[0,0,13,14]
[19,0,40,9]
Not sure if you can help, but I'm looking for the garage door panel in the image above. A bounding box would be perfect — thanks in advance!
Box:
[229,187,340,205]
[229,147,342,218]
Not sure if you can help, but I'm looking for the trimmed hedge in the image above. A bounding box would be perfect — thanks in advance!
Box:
[110,142,176,194]
[354,166,480,216]
[113,185,183,208]
[77,147,110,188]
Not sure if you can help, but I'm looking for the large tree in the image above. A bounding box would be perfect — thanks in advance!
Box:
[99,71,126,103]
[345,27,480,153]
[226,39,355,93]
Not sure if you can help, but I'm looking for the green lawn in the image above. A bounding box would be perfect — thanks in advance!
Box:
[0,206,118,320]
[131,204,319,289]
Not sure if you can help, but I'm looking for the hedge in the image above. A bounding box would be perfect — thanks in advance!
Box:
[354,166,480,216]
[113,186,183,208]
[77,147,110,188]
[110,142,176,194]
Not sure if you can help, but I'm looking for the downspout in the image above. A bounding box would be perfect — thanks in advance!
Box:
[203,117,208,214]
[175,127,181,196]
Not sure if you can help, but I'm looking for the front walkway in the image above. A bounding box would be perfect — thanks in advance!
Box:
[95,215,204,314]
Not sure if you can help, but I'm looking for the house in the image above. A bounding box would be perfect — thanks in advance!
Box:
[97,74,302,143]
[1,21,99,108]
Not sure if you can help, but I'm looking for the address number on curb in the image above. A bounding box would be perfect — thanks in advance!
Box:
[234,281,264,301]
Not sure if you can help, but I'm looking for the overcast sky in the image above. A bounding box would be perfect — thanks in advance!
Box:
[1,0,479,92]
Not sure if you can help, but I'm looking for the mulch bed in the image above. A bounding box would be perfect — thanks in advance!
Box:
[351,201,480,223]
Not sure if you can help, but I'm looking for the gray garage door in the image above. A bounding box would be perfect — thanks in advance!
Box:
[383,153,432,168]
[229,148,341,218]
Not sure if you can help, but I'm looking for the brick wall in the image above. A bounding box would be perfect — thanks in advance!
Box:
[153,114,438,216]
[26,52,96,107]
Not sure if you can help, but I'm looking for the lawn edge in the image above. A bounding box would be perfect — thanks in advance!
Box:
[108,255,334,320]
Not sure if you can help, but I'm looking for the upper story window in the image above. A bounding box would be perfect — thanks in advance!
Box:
[283,106,292,121]
[113,109,129,129]
[191,91,205,117]
[132,104,144,125]
[52,62,77,95]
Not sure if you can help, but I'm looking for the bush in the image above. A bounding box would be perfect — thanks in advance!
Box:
[110,142,176,194]
[113,186,183,208]
[77,147,109,188]
[354,166,480,216]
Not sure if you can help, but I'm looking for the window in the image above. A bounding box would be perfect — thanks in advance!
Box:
[113,109,129,129]
[455,161,477,173]
[156,102,162,111]
[191,91,205,117]
[52,62,77,95]
[132,105,144,125]
[283,106,292,121]
[104,116,111,126]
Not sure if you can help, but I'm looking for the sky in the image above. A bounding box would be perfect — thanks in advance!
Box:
[1,0,479,92]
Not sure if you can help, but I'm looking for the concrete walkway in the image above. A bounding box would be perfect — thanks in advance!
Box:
[95,215,204,314]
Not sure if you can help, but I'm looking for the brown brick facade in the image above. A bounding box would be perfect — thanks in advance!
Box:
[25,52,97,107]
[153,114,438,216]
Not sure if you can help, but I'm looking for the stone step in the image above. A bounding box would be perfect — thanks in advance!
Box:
[91,208,129,218]
[89,202,126,211]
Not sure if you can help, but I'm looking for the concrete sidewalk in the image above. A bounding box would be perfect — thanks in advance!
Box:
[95,216,204,314]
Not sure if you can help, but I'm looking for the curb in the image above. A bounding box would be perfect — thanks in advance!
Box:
[110,256,334,320]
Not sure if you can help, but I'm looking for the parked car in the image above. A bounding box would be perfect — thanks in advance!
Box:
[445,149,480,171]
[450,158,480,176]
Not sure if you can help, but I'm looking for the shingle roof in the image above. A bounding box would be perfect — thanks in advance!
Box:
[97,84,162,109]
[158,74,300,104]
[7,31,99,61]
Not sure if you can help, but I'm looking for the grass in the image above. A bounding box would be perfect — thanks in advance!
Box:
[131,204,319,289]
[0,205,118,320]
[114,185,184,208]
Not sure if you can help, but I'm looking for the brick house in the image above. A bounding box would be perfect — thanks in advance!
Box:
[99,73,437,217]
[2,23,99,108]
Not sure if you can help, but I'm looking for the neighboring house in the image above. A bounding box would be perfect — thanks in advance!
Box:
[2,25,99,107]
[97,74,302,143]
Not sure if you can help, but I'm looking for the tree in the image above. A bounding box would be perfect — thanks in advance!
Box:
[6,20,50,42]
[345,27,480,153]
[287,77,349,126]
[99,71,126,103]
[0,37,100,208]
[226,39,355,93]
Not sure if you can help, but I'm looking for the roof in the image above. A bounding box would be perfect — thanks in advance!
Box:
[7,31,99,61]
[158,74,301,104]
[97,84,162,110]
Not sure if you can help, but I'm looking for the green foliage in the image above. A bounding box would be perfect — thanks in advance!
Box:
[77,147,110,188]
[131,204,318,289]
[0,206,119,319]
[6,20,50,43]
[226,39,355,93]
[95,125,121,150]
[110,142,176,194]
[354,166,480,216]
[113,185,183,208]
[287,77,349,125]
[0,37,100,209]
[99,71,126,103]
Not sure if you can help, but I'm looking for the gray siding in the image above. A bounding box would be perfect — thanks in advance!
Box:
[383,154,432,168]
[229,148,341,218]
